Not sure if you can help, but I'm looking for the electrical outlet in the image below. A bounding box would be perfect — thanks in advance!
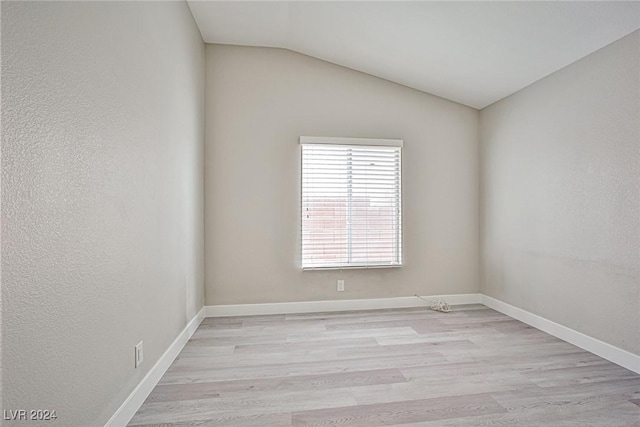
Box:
[135,341,144,368]
[337,280,345,292]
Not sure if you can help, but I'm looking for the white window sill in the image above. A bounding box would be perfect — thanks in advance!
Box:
[302,264,403,271]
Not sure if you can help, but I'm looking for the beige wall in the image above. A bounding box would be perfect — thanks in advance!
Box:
[1,2,204,425]
[205,44,479,305]
[480,31,640,354]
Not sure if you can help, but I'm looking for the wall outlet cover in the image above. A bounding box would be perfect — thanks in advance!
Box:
[135,341,144,368]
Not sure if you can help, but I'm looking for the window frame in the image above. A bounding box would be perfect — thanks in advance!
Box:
[299,136,404,270]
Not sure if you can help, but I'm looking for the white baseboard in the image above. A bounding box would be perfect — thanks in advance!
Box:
[105,307,205,427]
[204,294,481,317]
[481,295,640,374]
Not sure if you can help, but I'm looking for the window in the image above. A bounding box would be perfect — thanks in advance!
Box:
[300,136,403,269]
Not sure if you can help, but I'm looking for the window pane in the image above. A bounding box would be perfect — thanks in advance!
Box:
[301,142,402,269]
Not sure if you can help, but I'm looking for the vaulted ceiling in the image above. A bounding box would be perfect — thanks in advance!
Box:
[188,1,640,109]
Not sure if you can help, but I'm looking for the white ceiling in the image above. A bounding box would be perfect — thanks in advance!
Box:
[188,1,640,109]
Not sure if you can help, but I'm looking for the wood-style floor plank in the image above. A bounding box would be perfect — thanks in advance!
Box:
[146,368,407,403]
[129,305,640,426]
[130,388,357,425]
[157,351,447,385]
[131,411,291,427]
[291,393,505,426]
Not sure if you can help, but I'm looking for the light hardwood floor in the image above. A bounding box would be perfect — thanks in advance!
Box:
[129,304,640,426]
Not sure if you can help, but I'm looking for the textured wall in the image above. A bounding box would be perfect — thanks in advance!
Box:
[204,45,479,305]
[480,31,640,354]
[1,2,204,425]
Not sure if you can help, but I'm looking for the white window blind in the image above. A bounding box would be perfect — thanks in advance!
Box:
[300,136,403,269]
